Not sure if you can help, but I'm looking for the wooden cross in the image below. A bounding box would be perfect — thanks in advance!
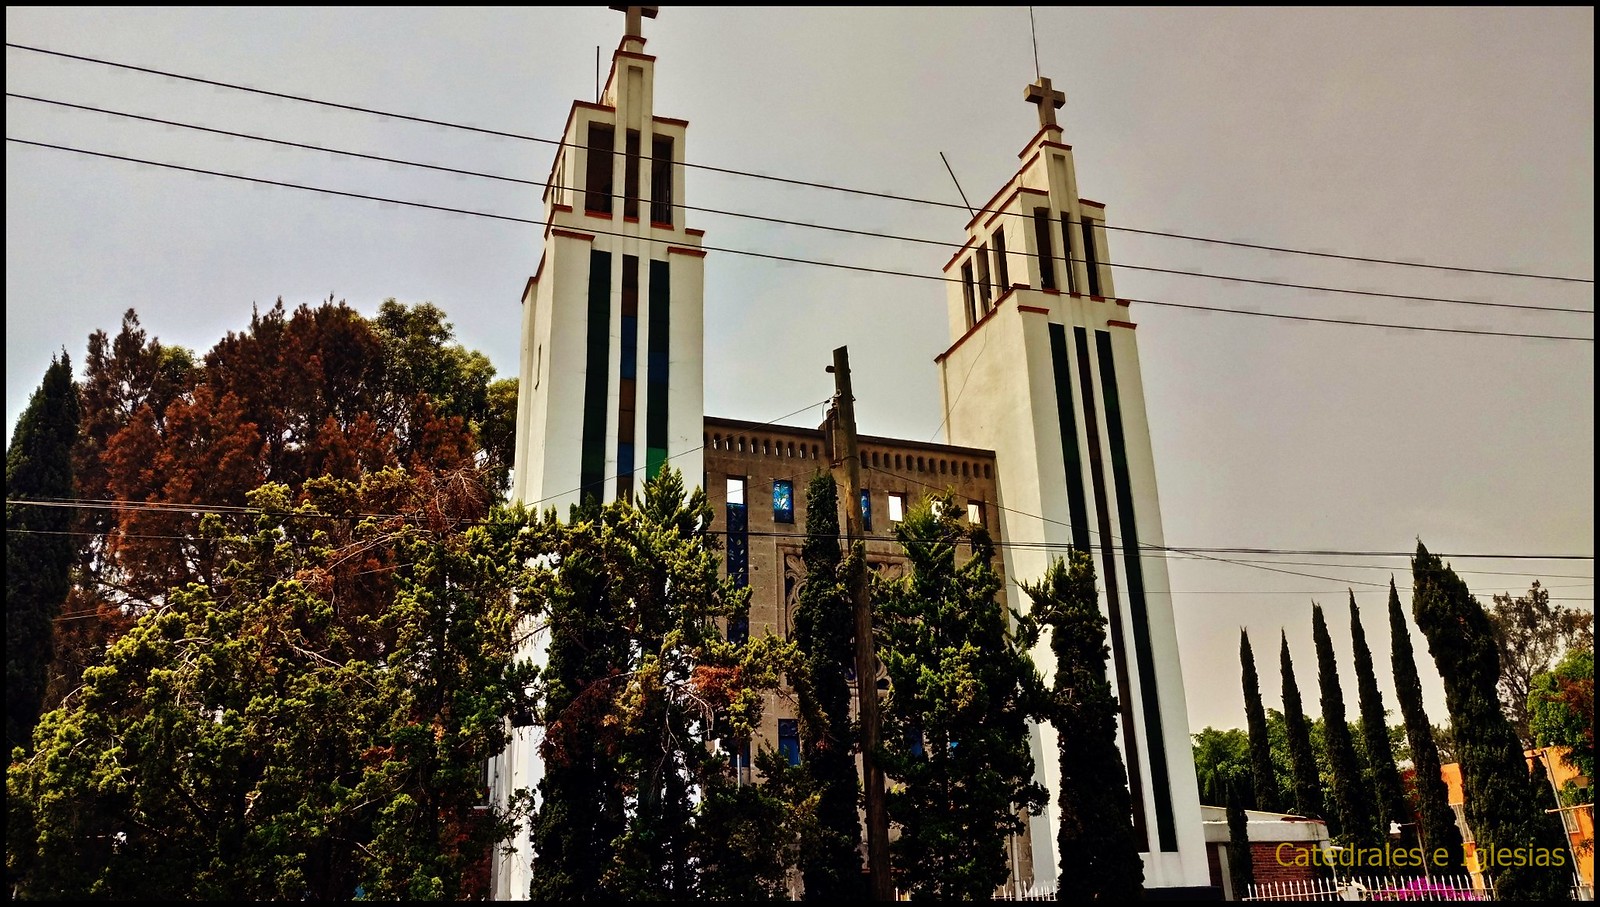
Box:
[1024,76,1066,128]
[609,5,659,39]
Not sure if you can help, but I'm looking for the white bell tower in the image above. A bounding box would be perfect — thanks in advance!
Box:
[935,76,1211,892]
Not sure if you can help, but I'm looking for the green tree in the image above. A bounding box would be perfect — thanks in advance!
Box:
[1411,541,1570,900]
[1388,579,1464,871]
[789,473,865,900]
[1348,592,1410,846]
[1312,603,1381,847]
[577,468,801,899]
[1241,629,1283,812]
[1192,727,1252,808]
[1280,632,1325,823]
[1026,551,1143,900]
[6,352,81,755]
[1486,581,1594,746]
[877,495,1045,901]
[528,502,628,901]
[7,467,536,899]
[1226,776,1255,899]
[1528,647,1594,805]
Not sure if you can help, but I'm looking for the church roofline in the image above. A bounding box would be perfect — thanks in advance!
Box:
[703,415,996,460]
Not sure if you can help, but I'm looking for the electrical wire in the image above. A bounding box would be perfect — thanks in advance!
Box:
[7,92,1589,317]
[7,41,1593,285]
[7,137,1592,344]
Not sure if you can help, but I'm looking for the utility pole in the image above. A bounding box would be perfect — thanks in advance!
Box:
[826,345,892,900]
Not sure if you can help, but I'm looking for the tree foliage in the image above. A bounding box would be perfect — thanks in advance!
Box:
[789,473,865,900]
[876,495,1045,901]
[1312,603,1381,848]
[7,353,82,754]
[1347,593,1410,846]
[1485,581,1593,747]
[8,467,535,899]
[1240,629,1282,813]
[52,300,510,722]
[1279,632,1325,823]
[1193,727,1253,808]
[1411,541,1570,900]
[1026,551,1143,900]
[1226,776,1255,899]
[528,469,807,900]
[1528,646,1594,805]
[1388,578,1464,870]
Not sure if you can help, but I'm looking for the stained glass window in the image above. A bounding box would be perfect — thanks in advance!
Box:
[860,489,872,532]
[778,719,801,767]
[773,479,795,523]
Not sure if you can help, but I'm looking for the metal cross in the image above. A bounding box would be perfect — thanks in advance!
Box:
[1024,76,1066,128]
[609,5,659,39]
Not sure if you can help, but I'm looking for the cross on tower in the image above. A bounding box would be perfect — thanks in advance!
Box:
[609,5,659,39]
[1024,76,1066,129]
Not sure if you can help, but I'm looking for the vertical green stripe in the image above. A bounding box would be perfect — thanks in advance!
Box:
[1075,325,1149,850]
[646,259,670,477]
[580,250,612,499]
[1096,328,1177,852]
[1049,323,1091,552]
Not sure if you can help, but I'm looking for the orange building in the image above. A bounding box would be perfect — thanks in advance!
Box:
[1440,745,1593,895]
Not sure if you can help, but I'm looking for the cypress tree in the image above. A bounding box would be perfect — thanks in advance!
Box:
[1279,632,1325,823]
[1411,541,1570,900]
[1312,603,1382,848]
[877,496,1045,901]
[1387,577,1463,873]
[790,473,865,900]
[1348,592,1410,846]
[529,509,627,901]
[1026,551,1144,900]
[6,352,81,754]
[1240,629,1282,812]
[1226,775,1255,900]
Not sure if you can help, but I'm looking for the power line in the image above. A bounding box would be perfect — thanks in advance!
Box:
[8,137,1593,344]
[13,90,1586,318]
[13,498,1592,564]
[7,40,1593,286]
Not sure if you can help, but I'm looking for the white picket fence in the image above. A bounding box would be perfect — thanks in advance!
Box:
[1245,874,1483,901]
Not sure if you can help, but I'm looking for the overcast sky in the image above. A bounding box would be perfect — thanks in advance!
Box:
[6,7,1593,734]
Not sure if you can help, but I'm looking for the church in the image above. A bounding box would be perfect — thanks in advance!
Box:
[491,7,1210,898]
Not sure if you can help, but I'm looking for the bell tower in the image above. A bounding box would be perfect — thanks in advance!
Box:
[511,4,705,513]
[934,75,1210,891]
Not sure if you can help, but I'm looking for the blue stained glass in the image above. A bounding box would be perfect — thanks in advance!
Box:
[773,480,794,523]
[860,490,872,531]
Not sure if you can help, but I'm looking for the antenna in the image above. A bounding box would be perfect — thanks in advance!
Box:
[939,152,975,217]
[1029,7,1041,80]
[596,46,601,102]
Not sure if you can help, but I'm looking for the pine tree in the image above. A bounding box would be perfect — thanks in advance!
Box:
[1280,632,1325,823]
[878,495,1045,901]
[6,352,81,754]
[1226,776,1255,900]
[1387,578,1463,872]
[1241,629,1282,812]
[1026,551,1143,900]
[1348,592,1410,847]
[790,473,865,900]
[1313,604,1382,848]
[1411,541,1570,900]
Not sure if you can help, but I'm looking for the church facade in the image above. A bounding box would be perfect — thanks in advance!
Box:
[492,8,1208,898]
